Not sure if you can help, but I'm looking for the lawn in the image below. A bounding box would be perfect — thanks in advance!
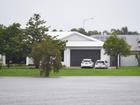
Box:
[0,66,140,76]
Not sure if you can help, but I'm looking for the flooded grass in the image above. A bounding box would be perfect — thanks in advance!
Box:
[0,66,140,76]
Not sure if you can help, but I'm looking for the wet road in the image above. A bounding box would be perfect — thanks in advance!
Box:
[0,76,140,105]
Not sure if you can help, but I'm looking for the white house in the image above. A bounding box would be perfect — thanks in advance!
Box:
[92,34,140,66]
[26,32,109,67]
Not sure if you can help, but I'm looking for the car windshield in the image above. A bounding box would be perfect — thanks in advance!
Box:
[82,59,92,63]
[97,61,104,63]
[96,61,105,64]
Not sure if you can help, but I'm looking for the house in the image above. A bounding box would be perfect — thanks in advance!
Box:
[26,32,108,67]
[92,34,140,66]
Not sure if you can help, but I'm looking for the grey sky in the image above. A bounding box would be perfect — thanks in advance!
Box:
[0,0,140,32]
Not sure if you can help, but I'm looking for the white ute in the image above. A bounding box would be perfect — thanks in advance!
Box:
[81,59,94,68]
[95,60,109,69]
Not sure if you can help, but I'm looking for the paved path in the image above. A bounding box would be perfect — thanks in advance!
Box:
[0,76,140,105]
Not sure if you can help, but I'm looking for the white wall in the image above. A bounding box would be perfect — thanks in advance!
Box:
[64,48,70,67]
[26,57,34,65]
[121,55,138,66]
[0,54,6,66]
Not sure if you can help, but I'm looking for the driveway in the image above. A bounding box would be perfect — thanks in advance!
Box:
[0,76,140,105]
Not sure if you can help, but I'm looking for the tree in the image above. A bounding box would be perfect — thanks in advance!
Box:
[87,30,101,35]
[25,14,49,68]
[71,28,87,35]
[121,26,128,34]
[0,23,27,67]
[103,33,131,69]
[71,28,101,36]
[110,26,139,35]
[31,36,66,77]
[52,29,57,32]
[25,14,48,51]
[0,25,6,54]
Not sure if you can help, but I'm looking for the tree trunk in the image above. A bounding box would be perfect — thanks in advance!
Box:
[40,69,50,77]
[7,60,10,68]
[44,70,50,77]
[35,64,39,68]
[138,59,140,66]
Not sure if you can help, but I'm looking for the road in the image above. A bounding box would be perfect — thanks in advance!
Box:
[0,76,140,105]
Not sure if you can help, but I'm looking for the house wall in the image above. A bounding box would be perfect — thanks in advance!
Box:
[120,55,138,66]
[26,57,34,65]
[0,54,6,66]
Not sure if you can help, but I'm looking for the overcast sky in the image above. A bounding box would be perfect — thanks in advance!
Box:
[0,0,140,32]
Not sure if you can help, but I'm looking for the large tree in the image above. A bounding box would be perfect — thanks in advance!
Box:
[25,14,49,68]
[25,14,48,51]
[103,33,131,69]
[31,36,66,77]
[0,25,6,54]
[0,23,27,67]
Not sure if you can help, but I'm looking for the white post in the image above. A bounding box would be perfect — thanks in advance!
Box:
[2,55,6,66]
[64,48,70,67]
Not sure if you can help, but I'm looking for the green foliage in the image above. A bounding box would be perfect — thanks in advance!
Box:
[103,33,131,56]
[0,23,28,67]
[0,24,6,54]
[70,26,139,35]
[71,28,101,35]
[31,36,66,77]
[25,14,48,54]
[25,14,48,45]
[103,33,131,69]
[110,26,139,35]
[25,14,49,68]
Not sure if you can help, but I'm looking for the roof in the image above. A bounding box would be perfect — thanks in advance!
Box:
[92,34,140,51]
[46,31,104,47]
[46,32,72,39]
[47,31,103,41]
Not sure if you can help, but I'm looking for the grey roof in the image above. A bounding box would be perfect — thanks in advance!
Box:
[92,35,140,51]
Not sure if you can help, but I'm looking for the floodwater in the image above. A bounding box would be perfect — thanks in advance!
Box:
[0,76,140,105]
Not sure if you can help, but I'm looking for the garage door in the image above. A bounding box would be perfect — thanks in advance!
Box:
[70,50,100,66]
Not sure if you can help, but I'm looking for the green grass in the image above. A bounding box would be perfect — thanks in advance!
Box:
[0,66,140,76]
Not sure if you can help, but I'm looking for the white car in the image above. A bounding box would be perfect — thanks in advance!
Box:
[95,60,108,69]
[81,59,94,68]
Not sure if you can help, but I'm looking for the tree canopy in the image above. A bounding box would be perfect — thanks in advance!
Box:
[31,36,66,77]
[70,26,139,36]
[103,33,131,69]
[25,14,49,68]
[25,14,49,53]
[70,28,101,36]
[0,23,27,67]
